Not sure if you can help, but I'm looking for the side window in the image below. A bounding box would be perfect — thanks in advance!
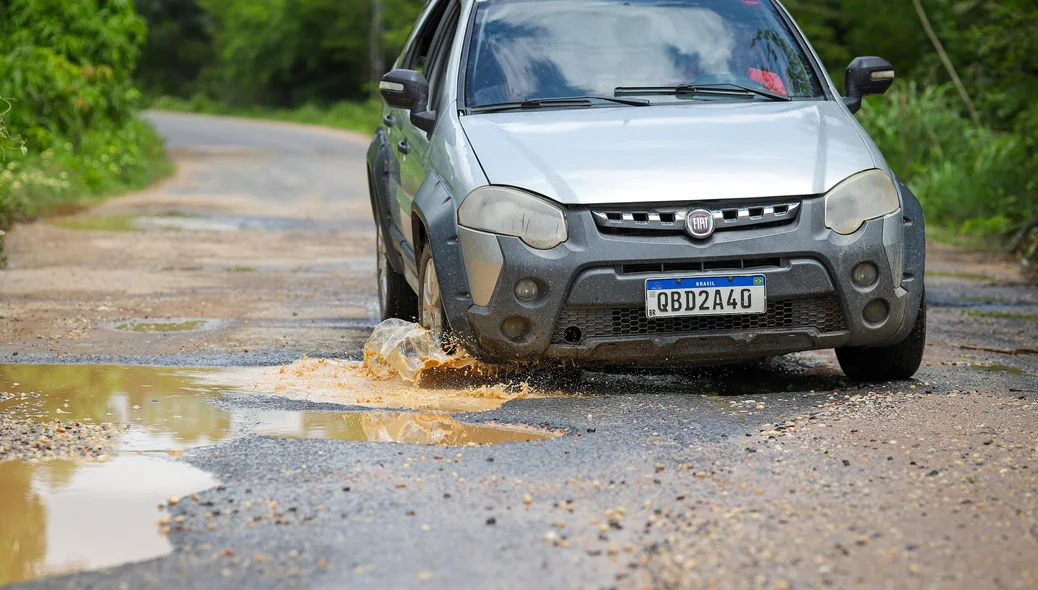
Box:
[404,2,449,73]
[424,5,461,112]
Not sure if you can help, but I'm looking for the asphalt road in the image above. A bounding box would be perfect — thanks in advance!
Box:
[2,113,1037,589]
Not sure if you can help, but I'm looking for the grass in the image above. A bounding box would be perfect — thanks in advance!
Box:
[928,270,996,282]
[925,226,1002,251]
[962,310,1038,322]
[49,213,141,231]
[149,95,382,135]
[0,117,173,263]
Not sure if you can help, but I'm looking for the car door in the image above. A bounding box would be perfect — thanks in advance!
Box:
[382,0,450,253]
[397,1,461,253]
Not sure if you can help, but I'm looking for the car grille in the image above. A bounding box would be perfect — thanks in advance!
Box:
[551,295,847,344]
[591,201,801,236]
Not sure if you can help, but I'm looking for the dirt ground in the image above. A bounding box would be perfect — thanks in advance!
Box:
[0,121,379,363]
[1,112,1036,590]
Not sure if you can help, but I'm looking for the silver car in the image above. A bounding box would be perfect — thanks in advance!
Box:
[366,0,926,380]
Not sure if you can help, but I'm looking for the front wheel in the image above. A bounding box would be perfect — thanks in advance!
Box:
[836,291,927,381]
[417,245,455,350]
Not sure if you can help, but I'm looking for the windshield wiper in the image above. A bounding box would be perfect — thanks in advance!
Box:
[471,95,650,113]
[614,83,791,102]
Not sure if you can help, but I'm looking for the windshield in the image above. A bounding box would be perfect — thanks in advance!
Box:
[463,0,825,108]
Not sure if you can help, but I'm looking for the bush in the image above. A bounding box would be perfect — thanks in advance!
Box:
[0,0,147,143]
[860,82,1036,237]
[0,0,172,261]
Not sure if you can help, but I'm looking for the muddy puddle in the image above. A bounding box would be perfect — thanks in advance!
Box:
[970,363,1032,377]
[0,456,217,586]
[0,357,559,585]
[0,364,559,451]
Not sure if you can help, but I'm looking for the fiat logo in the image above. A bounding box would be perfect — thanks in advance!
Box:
[685,208,715,239]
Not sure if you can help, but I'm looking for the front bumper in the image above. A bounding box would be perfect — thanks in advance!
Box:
[454,196,916,366]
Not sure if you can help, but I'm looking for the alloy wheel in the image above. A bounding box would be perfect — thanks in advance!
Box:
[421,255,443,337]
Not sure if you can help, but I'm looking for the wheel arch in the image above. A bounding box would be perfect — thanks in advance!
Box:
[410,174,479,348]
[872,175,926,347]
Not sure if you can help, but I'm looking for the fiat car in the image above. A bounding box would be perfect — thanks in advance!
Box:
[367,0,927,380]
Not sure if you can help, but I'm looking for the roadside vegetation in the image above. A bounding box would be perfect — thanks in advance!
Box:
[149,96,381,135]
[0,0,171,261]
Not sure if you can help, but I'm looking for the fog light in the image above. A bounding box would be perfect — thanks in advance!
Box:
[501,316,528,339]
[852,262,878,287]
[862,299,889,324]
[514,278,539,301]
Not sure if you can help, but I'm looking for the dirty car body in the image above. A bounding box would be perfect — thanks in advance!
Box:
[367,0,927,380]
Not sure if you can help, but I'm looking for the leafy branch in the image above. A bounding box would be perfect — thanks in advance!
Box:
[0,98,28,160]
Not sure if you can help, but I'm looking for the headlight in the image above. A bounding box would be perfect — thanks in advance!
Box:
[458,186,568,249]
[823,169,900,235]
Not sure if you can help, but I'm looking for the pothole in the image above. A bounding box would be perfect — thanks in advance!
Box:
[969,363,1031,377]
[0,361,560,583]
[0,456,217,586]
[113,319,211,333]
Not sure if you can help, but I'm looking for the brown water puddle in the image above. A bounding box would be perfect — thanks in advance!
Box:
[245,411,551,445]
[0,456,217,586]
[0,363,558,585]
[0,364,558,450]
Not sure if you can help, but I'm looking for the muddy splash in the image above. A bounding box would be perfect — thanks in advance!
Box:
[215,319,551,413]
[362,318,486,382]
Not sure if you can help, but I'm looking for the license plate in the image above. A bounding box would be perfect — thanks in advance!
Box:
[644,275,767,318]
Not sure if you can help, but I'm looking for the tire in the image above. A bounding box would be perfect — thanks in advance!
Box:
[836,290,927,381]
[376,223,417,321]
[417,245,455,350]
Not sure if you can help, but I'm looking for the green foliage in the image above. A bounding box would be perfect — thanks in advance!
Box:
[194,0,394,106]
[1,119,169,220]
[861,82,1034,234]
[134,0,214,98]
[138,0,425,107]
[0,0,172,260]
[0,0,147,143]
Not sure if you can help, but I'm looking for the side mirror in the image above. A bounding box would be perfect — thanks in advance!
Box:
[379,69,437,133]
[843,56,895,114]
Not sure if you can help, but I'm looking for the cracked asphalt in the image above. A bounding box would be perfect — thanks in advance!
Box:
[1,112,1037,589]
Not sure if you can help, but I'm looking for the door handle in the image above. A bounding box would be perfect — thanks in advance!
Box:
[382,113,395,127]
[397,140,410,155]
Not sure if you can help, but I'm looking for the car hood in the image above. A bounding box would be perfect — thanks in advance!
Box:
[460,101,877,205]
